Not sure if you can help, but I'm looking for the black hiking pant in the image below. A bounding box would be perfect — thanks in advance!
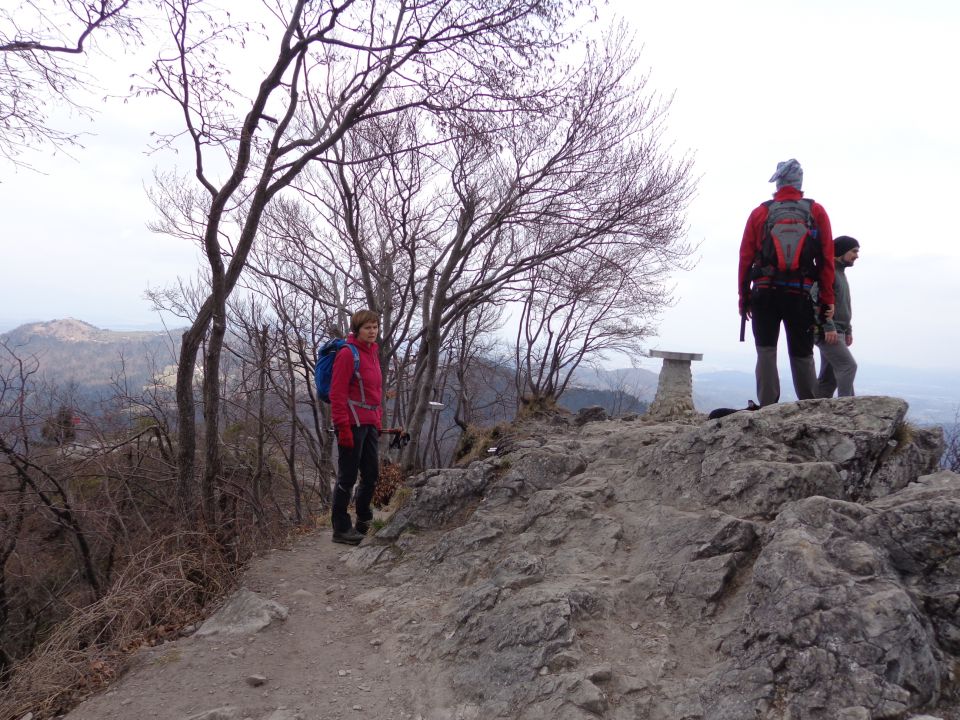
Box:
[750,288,818,406]
[332,425,380,533]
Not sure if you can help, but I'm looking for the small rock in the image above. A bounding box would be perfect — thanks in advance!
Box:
[120,698,133,706]
[588,665,613,682]
[246,674,268,687]
[353,705,362,711]
[338,669,351,677]
[837,708,871,720]
[369,638,382,646]
[629,622,640,630]
[539,666,548,676]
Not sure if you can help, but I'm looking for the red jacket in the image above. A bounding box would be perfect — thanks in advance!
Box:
[738,187,835,311]
[330,334,382,429]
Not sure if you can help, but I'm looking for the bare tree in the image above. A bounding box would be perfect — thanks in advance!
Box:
[513,237,678,406]
[233,29,694,470]
[0,0,146,163]
[0,344,102,601]
[144,0,576,522]
[395,33,693,466]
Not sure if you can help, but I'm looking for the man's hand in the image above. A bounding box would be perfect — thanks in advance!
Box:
[336,423,354,450]
[822,304,835,320]
[739,297,751,320]
[845,332,853,347]
[825,330,839,345]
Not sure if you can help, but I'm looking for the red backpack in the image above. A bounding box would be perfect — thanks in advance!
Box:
[751,198,821,291]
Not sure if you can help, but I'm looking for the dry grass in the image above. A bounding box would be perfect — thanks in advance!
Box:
[452,422,512,466]
[0,533,234,720]
[893,420,916,452]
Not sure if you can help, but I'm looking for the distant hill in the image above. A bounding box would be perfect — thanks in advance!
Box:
[0,318,181,400]
[5,321,954,426]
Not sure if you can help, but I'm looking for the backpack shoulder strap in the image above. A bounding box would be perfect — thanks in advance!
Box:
[347,344,360,375]
[343,343,372,422]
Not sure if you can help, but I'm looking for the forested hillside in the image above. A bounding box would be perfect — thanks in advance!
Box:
[0,319,180,398]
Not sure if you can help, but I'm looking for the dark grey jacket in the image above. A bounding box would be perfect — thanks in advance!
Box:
[822,258,852,334]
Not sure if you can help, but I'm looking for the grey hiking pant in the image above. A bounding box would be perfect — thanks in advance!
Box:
[816,334,857,398]
[755,347,817,407]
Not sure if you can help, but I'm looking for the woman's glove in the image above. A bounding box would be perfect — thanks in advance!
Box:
[336,423,354,449]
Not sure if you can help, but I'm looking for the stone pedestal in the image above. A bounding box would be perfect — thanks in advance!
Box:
[646,350,703,422]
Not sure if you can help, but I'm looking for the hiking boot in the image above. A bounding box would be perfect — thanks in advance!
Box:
[355,521,370,536]
[331,528,364,545]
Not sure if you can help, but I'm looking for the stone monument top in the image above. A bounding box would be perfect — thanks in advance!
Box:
[648,349,703,362]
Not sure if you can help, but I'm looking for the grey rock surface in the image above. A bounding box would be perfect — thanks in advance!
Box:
[574,405,609,426]
[354,396,958,719]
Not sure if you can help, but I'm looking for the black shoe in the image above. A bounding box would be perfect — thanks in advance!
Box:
[355,522,370,536]
[332,528,364,545]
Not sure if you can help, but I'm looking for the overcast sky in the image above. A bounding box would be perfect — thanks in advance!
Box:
[2,0,958,376]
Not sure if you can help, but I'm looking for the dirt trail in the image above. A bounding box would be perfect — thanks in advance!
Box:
[64,529,419,720]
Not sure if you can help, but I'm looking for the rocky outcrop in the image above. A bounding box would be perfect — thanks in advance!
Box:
[349,396,957,719]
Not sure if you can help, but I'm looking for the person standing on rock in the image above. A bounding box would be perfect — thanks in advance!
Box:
[738,159,836,406]
[815,235,860,397]
[330,309,383,545]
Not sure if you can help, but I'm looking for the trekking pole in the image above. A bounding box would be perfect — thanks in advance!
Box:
[739,313,747,342]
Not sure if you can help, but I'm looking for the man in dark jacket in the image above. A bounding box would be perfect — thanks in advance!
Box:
[817,235,860,397]
[738,159,835,406]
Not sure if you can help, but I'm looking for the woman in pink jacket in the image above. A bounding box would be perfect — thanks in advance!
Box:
[329,309,383,545]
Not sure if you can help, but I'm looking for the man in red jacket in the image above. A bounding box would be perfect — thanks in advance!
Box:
[738,159,835,406]
[329,309,383,545]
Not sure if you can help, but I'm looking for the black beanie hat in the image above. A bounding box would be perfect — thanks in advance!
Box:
[834,235,860,257]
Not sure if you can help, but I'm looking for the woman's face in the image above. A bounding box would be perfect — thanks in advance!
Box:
[358,321,379,344]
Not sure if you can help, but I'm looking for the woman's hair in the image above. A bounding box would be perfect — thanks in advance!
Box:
[350,309,379,336]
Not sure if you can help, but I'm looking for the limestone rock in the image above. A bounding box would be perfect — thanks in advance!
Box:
[377,460,499,540]
[364,396,958,719]
[195,589,288,637]
[574,405,608,426]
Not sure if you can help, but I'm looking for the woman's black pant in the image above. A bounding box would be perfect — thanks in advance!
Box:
[332,425,379,533]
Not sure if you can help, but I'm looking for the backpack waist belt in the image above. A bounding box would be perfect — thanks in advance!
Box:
[752,277,815,293]
[347,396,379,424]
